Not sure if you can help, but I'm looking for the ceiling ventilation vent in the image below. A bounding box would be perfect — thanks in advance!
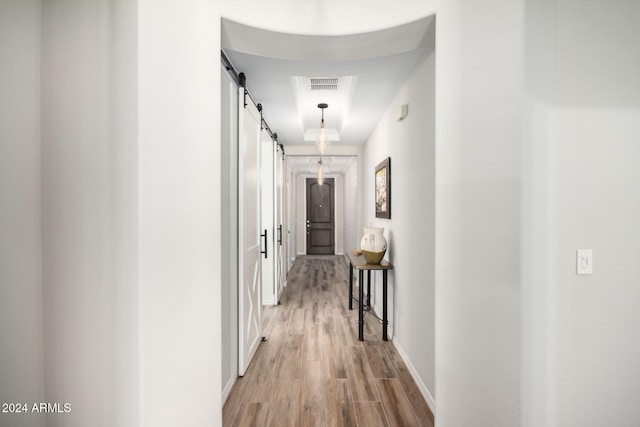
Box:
[310,77,339,91]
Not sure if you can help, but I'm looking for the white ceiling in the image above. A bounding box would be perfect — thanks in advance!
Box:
[221,16,435,174]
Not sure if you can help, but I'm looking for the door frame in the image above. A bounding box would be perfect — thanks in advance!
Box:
[237,90,263,376]
[221,64,239,400]
[306,177,335,255]
[260,128,276,306]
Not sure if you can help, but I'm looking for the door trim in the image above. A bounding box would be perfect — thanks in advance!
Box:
[306,177,335,255]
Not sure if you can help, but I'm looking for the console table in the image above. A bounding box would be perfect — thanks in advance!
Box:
[346,252,393,341]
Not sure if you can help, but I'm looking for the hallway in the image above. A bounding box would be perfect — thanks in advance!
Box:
[223,256,434,426]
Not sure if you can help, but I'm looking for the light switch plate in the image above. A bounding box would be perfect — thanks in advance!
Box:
[576,249,593,275]
[397,103,409,121]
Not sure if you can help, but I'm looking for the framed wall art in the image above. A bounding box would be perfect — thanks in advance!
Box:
[375,157,391,219]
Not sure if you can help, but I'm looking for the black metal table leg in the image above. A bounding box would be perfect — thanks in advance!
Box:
[366,270,371,309]
[382,269,388,341]
[348,262,353,310]
[358,269,364,341]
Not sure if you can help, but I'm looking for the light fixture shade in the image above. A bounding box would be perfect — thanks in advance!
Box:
[316,123,327,155]
[317,161,324,185]
[316,103,329,155]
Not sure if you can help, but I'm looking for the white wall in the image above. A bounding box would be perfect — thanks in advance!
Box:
[362,21,436,409]
[286,159,297,263]
[40,0,140,425]
[111,1,140,425]
[335,175,345,255]
[435,1,524,425]
[343,158,359,253]
[295,174,306,254]
[523,1,640,426]
[33,5,224,426]
[522,0,557,424]
[138,1,221,425]
[219,0,435,39]
[552,3,640,424]
[0,2,44,427]
[41,1,130,425]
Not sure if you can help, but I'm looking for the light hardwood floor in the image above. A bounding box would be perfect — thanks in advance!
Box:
[223,256,435,427]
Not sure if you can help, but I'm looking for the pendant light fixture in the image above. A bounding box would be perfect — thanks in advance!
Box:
[317,157,324,186]
[316,103,328,155]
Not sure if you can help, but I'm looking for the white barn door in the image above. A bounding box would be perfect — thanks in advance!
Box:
[260,130,276,305]
[275,146,286,300]
[238,92,262,376]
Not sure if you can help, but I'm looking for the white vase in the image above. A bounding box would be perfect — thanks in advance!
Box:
[360,227,387,264]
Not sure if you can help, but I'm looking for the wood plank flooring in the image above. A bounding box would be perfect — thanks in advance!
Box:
[223,256,434,427]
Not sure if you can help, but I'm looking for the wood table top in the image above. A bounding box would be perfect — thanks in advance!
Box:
[346,251,393,270]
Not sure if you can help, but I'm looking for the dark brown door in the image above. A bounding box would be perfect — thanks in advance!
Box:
[306,178,334,255]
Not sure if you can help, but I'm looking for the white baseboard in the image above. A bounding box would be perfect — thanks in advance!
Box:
[222,375,236,404]
[392,337,436,416]
[262,296,276,306]
[277,281,286,302]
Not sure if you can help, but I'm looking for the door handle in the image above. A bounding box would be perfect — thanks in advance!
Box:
[260,229,268,259]
[277,225,282,246]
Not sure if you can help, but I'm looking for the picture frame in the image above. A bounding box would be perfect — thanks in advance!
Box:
[375,157,391,219]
